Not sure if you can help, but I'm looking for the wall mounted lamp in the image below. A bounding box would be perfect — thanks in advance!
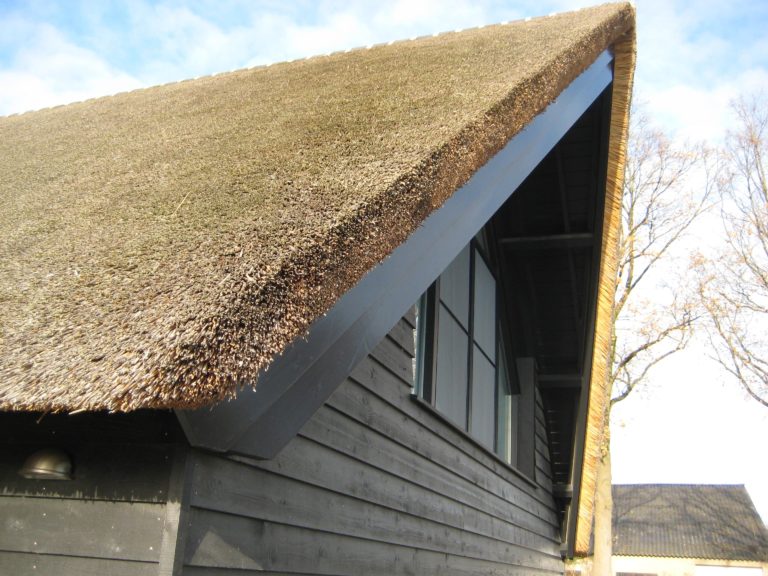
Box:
[19,448,73,480]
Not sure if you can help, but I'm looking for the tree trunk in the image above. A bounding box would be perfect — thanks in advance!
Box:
[592,441,613,576]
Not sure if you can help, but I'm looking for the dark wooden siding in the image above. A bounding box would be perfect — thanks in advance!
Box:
[0,412,185,576]
[182,312,563,575]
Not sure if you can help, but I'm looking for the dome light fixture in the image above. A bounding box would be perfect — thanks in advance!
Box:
[19,448,73,480]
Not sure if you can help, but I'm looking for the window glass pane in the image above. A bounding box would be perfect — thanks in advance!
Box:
[435,304,468,427]
[496,349,511,462]
[439,245,470,329]
[470,345,495,450]
[473,252,496,358]
[496,343,518,466]
[413,297,426,395]
[508,393,519,467]
[497,392,511,463]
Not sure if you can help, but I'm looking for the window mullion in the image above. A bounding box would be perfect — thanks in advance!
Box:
[466,243,476,432]
[494,279,501,454]
[416,286,437,403]
[425,282,439,404]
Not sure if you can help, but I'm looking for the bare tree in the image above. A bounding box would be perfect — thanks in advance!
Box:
[698,93,768,408]
[591,108,714,575]
[610,113,714,406]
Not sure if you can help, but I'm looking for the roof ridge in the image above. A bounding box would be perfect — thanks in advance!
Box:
[1,3,633,120]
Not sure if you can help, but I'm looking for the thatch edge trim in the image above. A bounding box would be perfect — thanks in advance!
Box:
[574,26,637,555]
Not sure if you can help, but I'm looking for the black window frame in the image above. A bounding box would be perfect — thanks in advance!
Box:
[415,234,521,462]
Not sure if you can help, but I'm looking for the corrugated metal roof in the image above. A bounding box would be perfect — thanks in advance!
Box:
[613,484,768,561]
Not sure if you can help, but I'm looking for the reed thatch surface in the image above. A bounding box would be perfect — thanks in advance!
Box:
[0,3,634,412]
[576,29,636,556]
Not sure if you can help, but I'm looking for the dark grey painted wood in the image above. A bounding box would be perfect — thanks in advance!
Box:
[0,410,181,576]
[0,410,185,445]
[190,453,554,556]
[0,551,158,576]
[322,382,556,524]
[367,330,415,386]
[354,340,545,498]
[516,357,538,479]
[385,311,416,356]
[0,497,164,561]
[500,232,594,250]
[175,50,615,460]
[158,445,193,576]
[183,569,327,576]
[180,316,564,575]
[0,443,174,503]
[185,508,562,575]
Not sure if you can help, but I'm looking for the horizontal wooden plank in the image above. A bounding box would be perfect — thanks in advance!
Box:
[252,419,557,541]
[0,496,165,562]
[191,452,559,559]
[536,455,554,481]
[536,435,552,458]
[243,435,556,546]
[367,333,414,387]
[185,508,564,575]
[327,375,558,522]
[535,465,554,493]
[347,354,554,507]
[402,306,417,329]
[534,392,556,492]
[183,568,327,576]
[385,316,416,357]
[0,551,157,576]
[0,443,173,503]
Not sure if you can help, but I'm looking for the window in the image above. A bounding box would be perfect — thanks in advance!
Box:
[415,237,520,466]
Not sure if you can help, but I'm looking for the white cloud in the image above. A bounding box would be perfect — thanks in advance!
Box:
[627,0,768,143]
[0,21,141,115]
[640,67,768,143]
[282,12,373,59]
[374,0,489,30]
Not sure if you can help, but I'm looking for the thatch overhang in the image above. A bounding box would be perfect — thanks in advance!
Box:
[574,27,635,556]
[0,2,635,558]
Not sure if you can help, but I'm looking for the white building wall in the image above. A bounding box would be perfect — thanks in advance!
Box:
[613,555,768,576]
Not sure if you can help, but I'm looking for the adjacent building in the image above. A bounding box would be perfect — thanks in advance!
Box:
[613,484,768,576]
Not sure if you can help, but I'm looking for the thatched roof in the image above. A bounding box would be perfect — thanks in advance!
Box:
[575,25,635,555]
[613,484,768,561]
[0,3,634,413]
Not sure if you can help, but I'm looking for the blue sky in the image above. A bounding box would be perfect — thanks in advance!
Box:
[1,0,767,520]
[2,0,767,142]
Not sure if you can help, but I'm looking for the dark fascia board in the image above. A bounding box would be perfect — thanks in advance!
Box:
[175,49,615,460]
[499,232,594,250]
